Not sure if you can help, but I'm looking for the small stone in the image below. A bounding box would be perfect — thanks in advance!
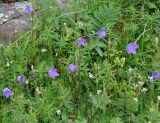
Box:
[0,13,4,18]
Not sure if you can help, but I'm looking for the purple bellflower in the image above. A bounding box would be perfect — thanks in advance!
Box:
[97,28,106,38]
[68,64,78,73]
[152,72,159,80]
[25,5,33,14]
[17,76,25,83]
[48,68,59,79]
[77,37,86,47]
[3,87,13,98]
[126,42,139,55]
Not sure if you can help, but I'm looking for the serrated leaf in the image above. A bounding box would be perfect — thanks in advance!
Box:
[92,4,121,26]
[95,47,103,57]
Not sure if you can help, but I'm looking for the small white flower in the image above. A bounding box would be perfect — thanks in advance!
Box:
[128,67,132,73]
[133,84,139,89]
[138,81,144,86]
[56,110,61,115]
[97,90,101,95]
[150,108,154,112]
[88,72,95,79]
[6,62,10,67]
[133,97,138,102]
[148,76,153,81]
[92,31,95,34]
[35,87,41,95]
[26,80,29,84]
[26,99,30,103]
[138,75,143,79]
[97,65,100,70]
[31,65,34,70]
[141,88,147,92]
[64,23,66,26]
[155,37,158,44]
[41,49,47,52]
[10,61,13,64]
[55,53,58,56]
[157,96,160,101]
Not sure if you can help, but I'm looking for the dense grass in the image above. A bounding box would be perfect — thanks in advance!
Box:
[0,0,160,122]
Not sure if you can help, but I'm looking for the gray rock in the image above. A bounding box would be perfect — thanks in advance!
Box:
[0,1,69,46]
[0,2,32,45]
[57,0,68,8]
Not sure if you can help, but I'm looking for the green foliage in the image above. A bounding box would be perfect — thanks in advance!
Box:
[0,0,160,122]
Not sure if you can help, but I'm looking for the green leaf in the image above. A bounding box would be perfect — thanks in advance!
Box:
[95,47,103,57]
[92,4,121,26]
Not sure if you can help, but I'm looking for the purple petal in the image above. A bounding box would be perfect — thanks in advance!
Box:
[17,76,25,83]
[126,42,139,55]
[48,68,59,79]
[152,72,159,80]
[77,37,86,47]
[68,64,78,73]
[3,87,13,98]
[25,5,33,14]
[98,28,106,38]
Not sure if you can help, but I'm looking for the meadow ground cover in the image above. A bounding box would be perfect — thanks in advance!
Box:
[0,0,160,122]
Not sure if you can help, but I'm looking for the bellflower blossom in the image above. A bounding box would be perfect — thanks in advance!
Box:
[126,42,139,55]
[97,28,106,38]
[3,87,13,98]
[48,68,59,79]
[68,64,78,73]
[77,37,86,47]
[152,72,159,80]
[17,76,25,83]
[25,5,33,14]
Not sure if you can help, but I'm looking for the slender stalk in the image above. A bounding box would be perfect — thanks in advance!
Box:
[77,48,81,103]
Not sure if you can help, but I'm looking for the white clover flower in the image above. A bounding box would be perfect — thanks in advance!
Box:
[97,90,101,95]
[133,97,138,102]
[41,49,47,52]
[56,110,61,115]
